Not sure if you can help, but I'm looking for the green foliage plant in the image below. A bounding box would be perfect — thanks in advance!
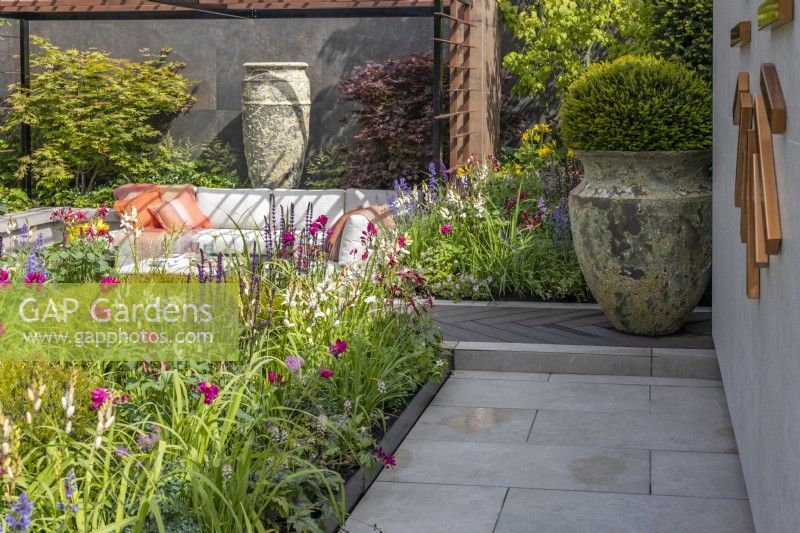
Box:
[0,208,447,531]
[499,0,650,97]
[4,37,194,206]
[560,55,712,151]
[141,136,245,189]
[647,0,713,83]
[0,187,31,215]
[394,160,589,301]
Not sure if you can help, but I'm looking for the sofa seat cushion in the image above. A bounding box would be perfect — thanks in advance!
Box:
[270,189,346,229]
[344,189,392,211]
[111,228,195,266]
[195,188,273,230]
[190,228,262,255]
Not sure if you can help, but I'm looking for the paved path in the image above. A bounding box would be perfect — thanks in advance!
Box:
[345,370,753,533]
[432,301,714,349]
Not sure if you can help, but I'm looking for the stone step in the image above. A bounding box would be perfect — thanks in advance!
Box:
[447,341,720,380]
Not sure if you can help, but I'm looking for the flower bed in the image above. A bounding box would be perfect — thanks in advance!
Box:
[391,156,589,302]
[0,204,446,531]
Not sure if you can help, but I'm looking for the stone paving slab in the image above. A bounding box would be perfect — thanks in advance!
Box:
[344,481,506,533]
[378,440,651,494]
[432,378,651,413]
[406,406,536,443]
[529,410,736,453]
[451,370,550,381]
[652,353,722,380]
[494,488,755,533]
[548,373,723,388]
[651,386,731,417]
[652,451,748,499]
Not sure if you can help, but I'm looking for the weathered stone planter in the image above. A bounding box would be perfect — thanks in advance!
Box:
[242,62,310,188]
[569,151,712,336]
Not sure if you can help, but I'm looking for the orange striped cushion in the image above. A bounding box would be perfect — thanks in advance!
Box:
[149,189,211,231]
[113,188,163,228]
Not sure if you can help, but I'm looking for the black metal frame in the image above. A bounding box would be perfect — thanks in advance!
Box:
[5,1,446,196]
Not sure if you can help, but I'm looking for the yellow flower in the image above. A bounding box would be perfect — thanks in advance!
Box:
[536,145,554,158]
[567,149,575,158]
[514,164,523,176]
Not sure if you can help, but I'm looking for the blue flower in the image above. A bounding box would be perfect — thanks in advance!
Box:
[5,492,33,531]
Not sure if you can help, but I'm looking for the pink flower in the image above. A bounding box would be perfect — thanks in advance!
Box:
[0,323,5,338]
[25,272,45,285]
[268,371,284,384]
[440,224,453,235]
[316,215,329,226]
[91,388,110,410]
[282,232,295,246]
[195,381,220,405]
[397,235,408,248]
[100,276,119,285]
[319,368,334,380]
[309,222,322,236]
[0,270,10,285]
[329,339,348,358]
[97,206,110,219]
[366,222,378,237]
[374,447,396,468]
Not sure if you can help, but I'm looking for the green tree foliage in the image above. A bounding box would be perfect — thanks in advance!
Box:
[4,37,194,206]
[560,55,711,151]
[647,0,713,83]
[499,0,650,97]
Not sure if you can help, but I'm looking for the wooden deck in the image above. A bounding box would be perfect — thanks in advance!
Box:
[432,303,713,349]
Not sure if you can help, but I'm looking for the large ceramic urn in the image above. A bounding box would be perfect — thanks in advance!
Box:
[569,151,712,336]
[242,62,311,188]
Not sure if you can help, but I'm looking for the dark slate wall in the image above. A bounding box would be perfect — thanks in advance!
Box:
[0,18,432,172]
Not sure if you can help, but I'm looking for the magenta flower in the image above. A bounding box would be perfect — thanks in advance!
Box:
[374,447,397,468]
[195,381,220,405]
[100,276,119,285]
[0,322,5,338]
[268,371,284,384]
[316,215,329,226]
[366,222,378,237]
[397,235,408,248]
[97,206,110,219]
[282,232,295,246]
[320,368,334,380]
[0,270,10,285]
[329,339,348,358]
[284,355,304,373]
[90,388,110,410]
[440,224,453,235]
[25,272,45,285]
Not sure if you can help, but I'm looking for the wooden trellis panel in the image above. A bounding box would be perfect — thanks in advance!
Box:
[435,0,499,168]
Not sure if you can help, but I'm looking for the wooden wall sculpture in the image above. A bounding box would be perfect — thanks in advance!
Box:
[733,67,785,299]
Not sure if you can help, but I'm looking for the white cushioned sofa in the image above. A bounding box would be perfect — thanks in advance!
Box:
[110,187,392,270]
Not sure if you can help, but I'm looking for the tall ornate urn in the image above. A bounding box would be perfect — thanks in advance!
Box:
[242,62,310,188]
[569,151,712,336]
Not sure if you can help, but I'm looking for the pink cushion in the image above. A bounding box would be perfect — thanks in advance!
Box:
[149,189,211,230]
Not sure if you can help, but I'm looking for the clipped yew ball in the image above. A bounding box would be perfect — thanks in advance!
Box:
[560,55,712,152]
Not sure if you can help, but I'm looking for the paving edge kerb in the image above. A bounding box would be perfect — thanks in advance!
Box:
[451,342,720,380]
[326,350,454,532]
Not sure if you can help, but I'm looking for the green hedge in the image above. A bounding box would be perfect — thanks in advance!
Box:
[649,0,713,84]
[560,55,711,152]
